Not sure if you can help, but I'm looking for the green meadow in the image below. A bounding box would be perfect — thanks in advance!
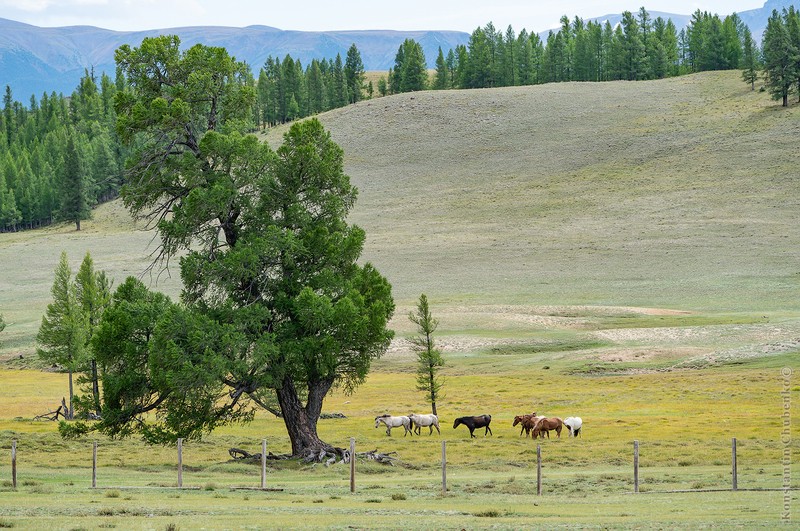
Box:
[0,71,799,528]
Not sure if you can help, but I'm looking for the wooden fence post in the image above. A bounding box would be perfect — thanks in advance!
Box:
[349,438,356,493]
[732,437,738,491]
[92,441,97,488]
[11,439,16,489]
[536,444,542,496]
[261,439,267,489]
[634,440,639,493]
[441,440,447,495]
[177,438,183,488]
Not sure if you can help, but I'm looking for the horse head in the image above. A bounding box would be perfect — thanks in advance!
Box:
[452,418,462,429]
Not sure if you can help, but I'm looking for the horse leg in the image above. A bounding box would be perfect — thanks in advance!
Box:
[434,423,441,435]
[386,426,391,436]
[486,425,493,437]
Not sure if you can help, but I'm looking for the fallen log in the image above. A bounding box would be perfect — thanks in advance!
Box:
[228,445,399,466]
[228,448,289,461]
[33,403,66,421]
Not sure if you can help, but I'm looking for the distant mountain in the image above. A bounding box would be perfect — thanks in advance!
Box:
[0,19,470,99]
[0,0,793,100]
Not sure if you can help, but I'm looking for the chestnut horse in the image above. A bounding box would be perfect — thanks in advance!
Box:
[532,417,563,439]
[513,412,544,437]
[453,414,493,438]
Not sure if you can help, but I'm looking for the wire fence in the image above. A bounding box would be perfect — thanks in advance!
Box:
[4,436,793,495]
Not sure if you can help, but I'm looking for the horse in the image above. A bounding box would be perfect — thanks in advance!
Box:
[453,414,493,438]
[408,413,440,435]
[374,414,413,437]
[564,416,582,437]
[513,413,544,437]
[532,417,563,439]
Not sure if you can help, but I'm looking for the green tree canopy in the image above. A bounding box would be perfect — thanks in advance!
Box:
[390,39,428,93]
[86,37,394,458]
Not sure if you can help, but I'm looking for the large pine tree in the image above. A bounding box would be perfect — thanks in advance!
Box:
[344,44,365,104]
[762,9,796,106]
[60,132,89,231]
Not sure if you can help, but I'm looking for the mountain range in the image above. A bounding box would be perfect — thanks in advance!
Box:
[0,0,792,101]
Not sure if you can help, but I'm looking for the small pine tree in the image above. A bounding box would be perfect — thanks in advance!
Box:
[741,26,760,90]
[74,252,112,417]
[37,252,88,419]
[409,294,444,416]
[434,47,450,89]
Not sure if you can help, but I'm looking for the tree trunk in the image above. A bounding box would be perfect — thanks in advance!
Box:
[91,359,101,416]
[76,218,81,231]
[275,376,334,456]
[67,368,75,420]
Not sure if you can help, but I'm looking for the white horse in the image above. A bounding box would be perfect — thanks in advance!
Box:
[564,416,582,437]
[374,414,413,436]
[408,413,440,435]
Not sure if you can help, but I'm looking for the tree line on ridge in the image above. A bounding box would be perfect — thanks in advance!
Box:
[1,6,798,233]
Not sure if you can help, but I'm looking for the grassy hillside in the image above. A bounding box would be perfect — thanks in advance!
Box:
[267,71,800,311]
[1,71,799,365]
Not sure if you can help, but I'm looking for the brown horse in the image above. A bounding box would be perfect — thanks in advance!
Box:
[532,417,563,439]
[512,413,543,437]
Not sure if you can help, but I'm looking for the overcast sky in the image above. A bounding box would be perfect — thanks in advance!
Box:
[0,1,767,33]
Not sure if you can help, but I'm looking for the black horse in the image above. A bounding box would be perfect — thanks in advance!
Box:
[453,414,493,438]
